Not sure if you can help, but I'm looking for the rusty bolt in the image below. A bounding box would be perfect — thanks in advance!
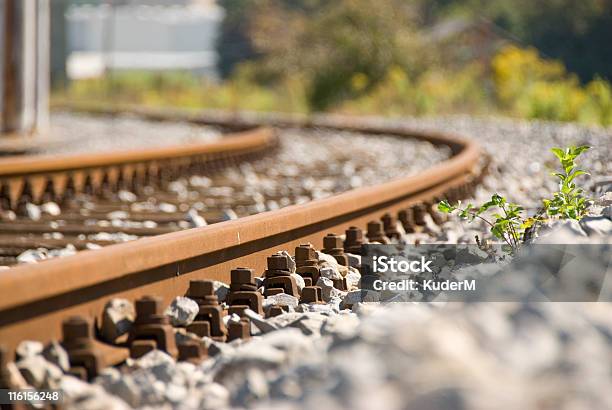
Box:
[130,340,157,359]
[228,320,250,342]
[301,286,322,304]
[295,244,317,265]
[413,204,427,226]
[188,280,214,298]
[344,226,364,254]
[267,305,285,318]
[178,341,206,364]
[135,295,164,318]
[381,213,401,239]
[186,321,211,338]
[398,209,416,233]
[366,220,389,244]
[267,254,289,271]
[266,288,284,296]
[345,226,363,244]
[323,233,343,250]
[228,305,248,317]
[62,316,92,342]
[231,267,255,285]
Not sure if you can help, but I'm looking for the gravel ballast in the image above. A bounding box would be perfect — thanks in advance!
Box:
[6,114,612,409]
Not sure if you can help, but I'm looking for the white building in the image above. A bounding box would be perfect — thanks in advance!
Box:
[66,0,224,80]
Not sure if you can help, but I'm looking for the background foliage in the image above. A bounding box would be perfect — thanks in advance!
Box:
[55,0,612,126]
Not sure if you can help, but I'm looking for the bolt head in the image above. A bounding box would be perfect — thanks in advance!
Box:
[367,220,383,234]
[135,295,163,317]
[267,254,288,270]
[231,268,254,285]
[323,234,342,249]
[189,280,214,297]
[62,316,92,340]
[345,226,363,242]
[295,244,316,261]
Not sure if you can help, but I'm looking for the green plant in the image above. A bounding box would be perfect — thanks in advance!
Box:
[438,194,534,254]
[438,144,592,252]
[543,145,591,219]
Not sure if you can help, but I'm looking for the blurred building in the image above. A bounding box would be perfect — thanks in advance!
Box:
[425,16,510,66]
[65,0,224,80]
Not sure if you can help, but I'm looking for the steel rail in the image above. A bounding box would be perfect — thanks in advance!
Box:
[0,114,482,355]
[0,127,276,207]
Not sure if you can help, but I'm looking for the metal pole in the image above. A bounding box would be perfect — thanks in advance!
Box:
[0,0,50,135]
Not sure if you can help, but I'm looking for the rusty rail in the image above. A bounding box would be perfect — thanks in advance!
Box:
[0,109,482,357]
[0,127,276,208]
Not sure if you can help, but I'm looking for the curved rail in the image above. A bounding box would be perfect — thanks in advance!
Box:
[0,127,276,208]
[0,110,483,356]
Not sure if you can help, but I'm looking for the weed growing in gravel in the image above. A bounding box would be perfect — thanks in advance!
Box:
[438,145,591,253]
[438,194,528,254]
[543,145,591,220]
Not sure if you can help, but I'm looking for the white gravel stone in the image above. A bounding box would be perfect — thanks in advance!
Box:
[42,341,70,372]
[25,203,41,220]
[117,190,137,203]
[319,266,343,280]
[244,309,279,334]
[186,208,207,227]
[290,273,305,291]
[346,253,361,268]
[16,355,63,389]
[264,293,299,309]
[277,250,296,273]
[40,202,61,216]
[340,290,380,309]
[62,375,131,410]
[200,382,230,410]
[15,340,43,359]
[100,298,135,342]
[17,248,47,263]
[316,277,347,302]
[580,215,612,236]
[213,281,230,303]
[164,296,199,326]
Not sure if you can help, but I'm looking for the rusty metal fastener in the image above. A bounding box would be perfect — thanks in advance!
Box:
[62,316,105,380]
[178,341,207,364]
[322,233,349,266]
[413,204,427,226]
[333,278,349,291]
[0,346,11,389]
[381,213,402,240]
[228,320,251,342]
[398,209,416,233]
[227,267,264,315]
[366,220,390,244]
[128,296,178,359]
[226,306,251,341]
[267,305,286,318]
[263,254,299,297]
[344,226,364,255]
[300,286,323,304]
[186,280,227,342]
[295,244,320,287]
[427,201,445,225]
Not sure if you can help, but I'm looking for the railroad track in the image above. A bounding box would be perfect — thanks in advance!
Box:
[0,108,484,392]
[0,127,276,265]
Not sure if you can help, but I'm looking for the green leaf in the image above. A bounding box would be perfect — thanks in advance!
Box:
[572,145,590,156]
[566,170,588,183]
[437,201,453,213]
[551,147,565,160]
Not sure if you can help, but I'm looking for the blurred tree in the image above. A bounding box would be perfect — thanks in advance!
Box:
[216,0,259,78]
[428,0,612,82]
[243,0,425,111]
